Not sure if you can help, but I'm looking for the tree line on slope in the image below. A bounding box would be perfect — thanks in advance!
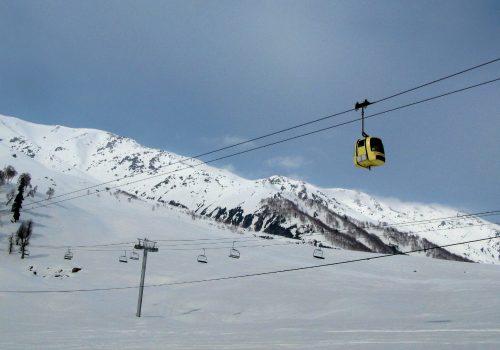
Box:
[1,165,55,259]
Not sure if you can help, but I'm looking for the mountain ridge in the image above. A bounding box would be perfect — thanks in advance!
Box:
[1,113,499,263]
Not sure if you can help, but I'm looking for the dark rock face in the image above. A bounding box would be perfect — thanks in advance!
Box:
[119,155,144,172]
[226,207,244,226]
[242,214,254,229]
[213,207,227,220]
[263,220,295,239]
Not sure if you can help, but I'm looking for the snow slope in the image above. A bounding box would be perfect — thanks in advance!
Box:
[1,114,500,349]
[1,113,499,263]
[1,173,500,349]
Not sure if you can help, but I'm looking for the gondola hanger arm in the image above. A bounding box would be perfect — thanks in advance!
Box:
[355,99,371,137]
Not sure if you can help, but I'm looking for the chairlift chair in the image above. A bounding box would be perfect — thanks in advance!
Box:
[197,249,208,264]
[130,249,140,260]
[313,247,325,259]
[64,248,73,260]
[229,241,240,259]
[119,250,128,263]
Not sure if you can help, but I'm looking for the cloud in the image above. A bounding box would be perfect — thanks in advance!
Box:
[221,135,252,146]
[284,173,309,182]
[220,163,237,173]
[266,156,308,169]
[201,135,255,148]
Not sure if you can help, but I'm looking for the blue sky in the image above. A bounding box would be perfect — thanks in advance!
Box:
[0,0,499,212]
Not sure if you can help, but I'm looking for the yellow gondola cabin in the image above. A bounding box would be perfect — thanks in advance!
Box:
[354,136,385,169]
[353,99,386,170]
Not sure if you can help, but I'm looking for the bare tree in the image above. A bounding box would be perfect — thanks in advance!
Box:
[8,233,14,254]
[27,185,38,198]
[16,220,33,259]
[0,170,5,186]
[6,189,15,205]
[4,165,17,182]
[46,187,55,199]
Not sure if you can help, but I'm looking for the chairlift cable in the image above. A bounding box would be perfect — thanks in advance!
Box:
[25,222,499,253]
[26,211,500,251]
[2,234,499,294]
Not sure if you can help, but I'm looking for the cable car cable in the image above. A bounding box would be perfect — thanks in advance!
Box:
[17,58,500,209]
[12,76,499,215]
[372,57,500,104]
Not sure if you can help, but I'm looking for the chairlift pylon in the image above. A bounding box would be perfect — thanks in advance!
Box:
[197,248,208,264]
[229,241,240,259]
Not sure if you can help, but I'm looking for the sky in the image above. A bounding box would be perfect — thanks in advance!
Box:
[0,0,499,212]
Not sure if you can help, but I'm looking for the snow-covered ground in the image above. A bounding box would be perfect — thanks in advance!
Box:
[1,177,500,349]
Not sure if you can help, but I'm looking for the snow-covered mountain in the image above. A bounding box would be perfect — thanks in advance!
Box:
[1,114,499,263]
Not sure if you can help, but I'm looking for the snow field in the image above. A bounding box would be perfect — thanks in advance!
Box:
[1,190,500,349]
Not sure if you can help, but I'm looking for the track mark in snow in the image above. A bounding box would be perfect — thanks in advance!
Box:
[325,329,500,333]
[180,308,202,315]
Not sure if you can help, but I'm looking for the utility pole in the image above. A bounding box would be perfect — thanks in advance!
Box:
[134,238,158,317]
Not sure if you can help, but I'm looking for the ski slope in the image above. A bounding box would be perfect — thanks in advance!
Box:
[1,181,500,349]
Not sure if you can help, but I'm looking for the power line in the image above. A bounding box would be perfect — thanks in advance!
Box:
[18,57,500,210]
[406,222,498,235]
[147,235,500,288]
[372,210,500,229]
[2,234,498,294]
[13,76,500,215]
